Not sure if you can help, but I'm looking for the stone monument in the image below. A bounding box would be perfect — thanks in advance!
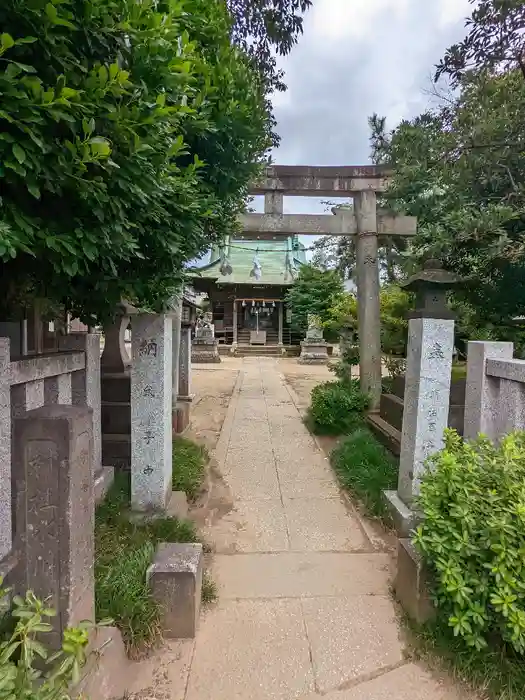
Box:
[298,314,329,364]
[384,259,460,535]
[191,312,221,364]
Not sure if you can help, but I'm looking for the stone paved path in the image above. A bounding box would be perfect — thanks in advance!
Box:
[131,358,478,700]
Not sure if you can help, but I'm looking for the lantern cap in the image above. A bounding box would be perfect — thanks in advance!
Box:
[401,258,462,292]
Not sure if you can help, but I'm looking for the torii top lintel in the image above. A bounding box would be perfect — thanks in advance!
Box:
[250,165,392,197]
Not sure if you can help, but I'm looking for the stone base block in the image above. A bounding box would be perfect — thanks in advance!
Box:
[394,538,435,624]
[191,339,221,364]
[75,626,130,700]
[383,490,421,537]
[167,490,189,520]
[173,400,191,434]
[148,543,203,638]
[298,341,329,365]
[94,466,115,504]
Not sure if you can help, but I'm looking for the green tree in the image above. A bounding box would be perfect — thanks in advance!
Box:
[0,0,272,323]
[369,67,525,327]
[436,0,525,85]
[285,264,344,334]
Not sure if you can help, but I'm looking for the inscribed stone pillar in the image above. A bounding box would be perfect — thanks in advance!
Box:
[278,302,284,345]
[397,317,454,505]
[178,327,192,400]
[463,341,514,441]
[59,333,102,474]
[0,339,11,560]
[131,313,173,511]
[354,190,381,410]
[13,405,94,649]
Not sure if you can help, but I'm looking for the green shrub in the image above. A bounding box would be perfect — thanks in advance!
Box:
[414,429,525,654]
[331,428,397,517]
[0,582,91,700]
[172,437,207,500]
[307,379,368,435]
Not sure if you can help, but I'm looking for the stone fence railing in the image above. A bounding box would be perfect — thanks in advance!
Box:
[0,333,103,564]
[464,340,525,442]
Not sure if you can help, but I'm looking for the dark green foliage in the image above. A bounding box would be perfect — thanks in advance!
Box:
[172,436,207,501]
[307,380,369,436]
[285,265,344,335]
[330,428,397,518]
[414,429,525,654]
[95,472,199,651]
[0,0,272,322]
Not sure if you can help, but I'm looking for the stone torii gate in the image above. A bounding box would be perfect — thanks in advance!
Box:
[244,165,417,410]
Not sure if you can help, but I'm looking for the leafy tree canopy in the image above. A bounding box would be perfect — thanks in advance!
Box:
[285,264,344,334]
[369,66,525,325]
[0,0,273,323]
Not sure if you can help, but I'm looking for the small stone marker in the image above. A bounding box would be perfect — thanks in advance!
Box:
[131,313,173,511]
[384,260,460,535]
[298,314,329,365]
[147,542,203,638]
[12,404,95,649]
[192,312,221,363]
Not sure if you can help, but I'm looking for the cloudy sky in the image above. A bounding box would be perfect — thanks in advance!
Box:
[251,0,472,220]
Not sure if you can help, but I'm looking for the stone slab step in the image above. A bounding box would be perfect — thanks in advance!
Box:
[366,413,401,457]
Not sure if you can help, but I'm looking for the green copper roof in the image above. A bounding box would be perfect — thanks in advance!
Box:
[193,236,307,286]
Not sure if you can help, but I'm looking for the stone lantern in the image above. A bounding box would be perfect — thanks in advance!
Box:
[401,259,461,319]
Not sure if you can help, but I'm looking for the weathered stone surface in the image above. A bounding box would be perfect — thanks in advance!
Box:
[131,313,173,511]
[383,490,421,537]
[398,317,454,505]
[94,465,115,504]
[75,626,130,700]
[148,543,203,638]
[464,341,514,441]
[192,338,221,364]
[12,404,94,649]
[395,538,435,624]
[0,338,12,560]
[298,341,329,365]
[179,326,192,398]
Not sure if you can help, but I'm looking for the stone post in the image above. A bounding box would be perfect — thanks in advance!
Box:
[464,341,514,441]
[0,338,11,561]
[384,260,460,535]
[130,313,173,511]
[232,300,238,346]
[59,333,102,476]
[13,405,94,649]
[265,191,283,215]
[298,315,329,364]
[170,295,182,420]
[174,327,192,434]
[278,302,284,345]
[354,190,381,410]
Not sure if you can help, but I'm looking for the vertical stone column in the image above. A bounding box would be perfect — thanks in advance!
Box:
[232,300,238,346]
[278,302,284,345]
[131,314,173,511]
[464,341,514,441]
[170,296,182,416]
[0,339,11,561]
[59,333,102,474]
[264,191,283,214]
[178,327,192,400]
[101,312,130,373]
[354,190,381,410]
[13,405,94,649]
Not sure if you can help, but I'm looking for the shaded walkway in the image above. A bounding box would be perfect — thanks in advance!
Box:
[131,358,477,700]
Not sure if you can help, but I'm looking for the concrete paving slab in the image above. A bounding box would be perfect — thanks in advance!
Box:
[223,463,281,500]
[297,662,478,700]
[207,499,289,553]
[285,497,370,552]
[213,552,392,599]
[128,639,194,700]
[223,447,275,475]
[279,474,340,499]
[301,596,405,693]
[185,599,315,700]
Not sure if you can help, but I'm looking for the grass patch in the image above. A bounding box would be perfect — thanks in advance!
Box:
[172,436,207,500]
[330,426,397,518]
[408,619,525,700]
[95,472,199,653]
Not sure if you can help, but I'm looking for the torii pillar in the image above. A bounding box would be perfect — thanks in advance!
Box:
[354,191,381,410]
